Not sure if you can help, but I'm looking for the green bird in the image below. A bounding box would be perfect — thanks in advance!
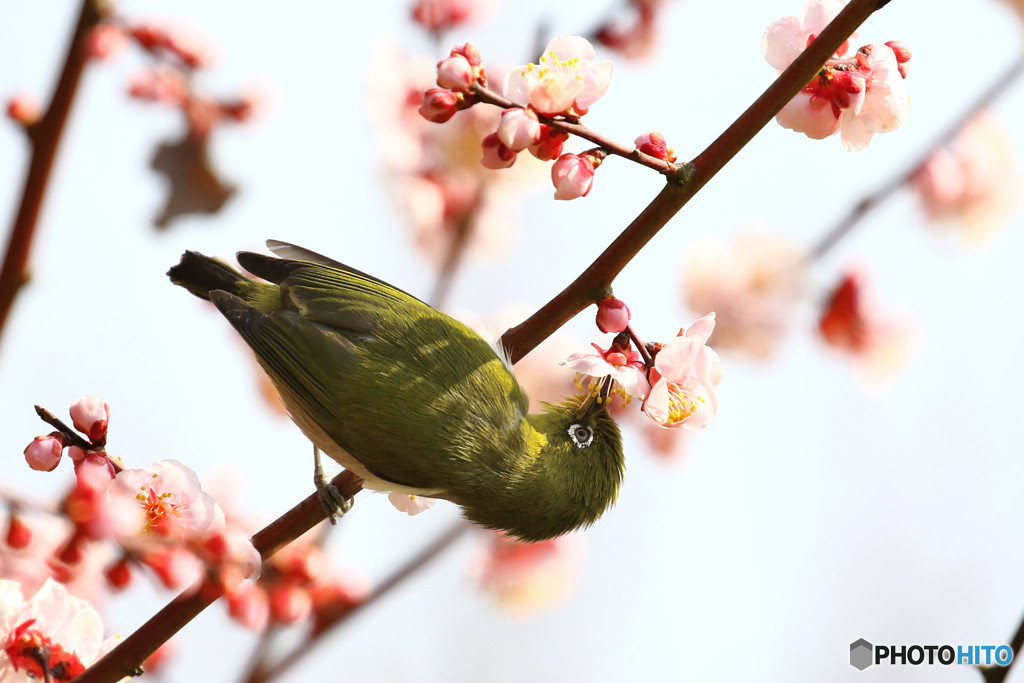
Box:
[168,241,624,542]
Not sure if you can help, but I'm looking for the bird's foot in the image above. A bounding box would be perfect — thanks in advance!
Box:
[313,447,351,524]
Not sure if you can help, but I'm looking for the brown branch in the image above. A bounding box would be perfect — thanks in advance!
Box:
[806,51,1024,262]
[0,0,102,350]
[469,83,681,177]
[72,471,364,683]
[244,520,471,683]
[499,0,891,364]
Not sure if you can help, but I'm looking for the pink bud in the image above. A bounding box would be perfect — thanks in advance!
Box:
[436,54,475,92]
[481,133,517,169]
[5,515,32,549]
[497,107,542,151]
[24,435,63,472]
[885,41,911,78]
[105,556,133,590]
[596,297,631,333]
[6,94,42,126]
[634,131,676,162]
[70,395,109,442]
[269,584,313,625]
[419,88,460,123]
[412,0,473,33]
[227,581,270,630]
[450,42,482,68]
[551,153,595,200]
[528,125,568,161]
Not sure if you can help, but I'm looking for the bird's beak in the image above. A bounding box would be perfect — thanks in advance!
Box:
[583,375,615,415]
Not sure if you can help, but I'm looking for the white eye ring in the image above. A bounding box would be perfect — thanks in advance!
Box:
[568,423,594,449]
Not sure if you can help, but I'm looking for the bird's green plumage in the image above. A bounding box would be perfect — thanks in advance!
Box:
[168,242,625,541]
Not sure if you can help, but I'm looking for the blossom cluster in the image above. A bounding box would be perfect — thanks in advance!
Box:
[420,35,619,201]
[762,0,911,150]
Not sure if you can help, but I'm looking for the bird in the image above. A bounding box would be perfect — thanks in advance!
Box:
[168,240,624,542]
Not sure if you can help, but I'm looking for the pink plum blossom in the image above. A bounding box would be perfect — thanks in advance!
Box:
[503,35,613,116]
[551,153,595,200]
[642,314,723,430]
[762,0,910,150]
[497,107,542,151]
[69,396,109,443]
[562,336,649,400]
[412,0,478,33]
[106,460,223,544]
[0,578,116,682]
[84,24,128,61]
[388,493,437,515]
[24,436,63,472]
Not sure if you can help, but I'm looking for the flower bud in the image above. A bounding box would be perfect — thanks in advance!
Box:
[24,435,63,472]
[84,24,128,60]
[885,41,912,78]
[528,125,568,161]
[497,108,542,151]
[551,153,595,200]
[105,555,133,589]
[413,0,473,33]
[596,297,631,334]
[634,131,676,162]
[5,514,32,549]
[419,88,460,123]
[269,584,312,624]
[436,54,475,92]
[70,395,109,442]
[227,581,270,630]
[450,42,482,68]
[481,133,517,169]
[6,94,42,126]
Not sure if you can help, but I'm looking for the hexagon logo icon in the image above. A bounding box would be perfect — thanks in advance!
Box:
[850,638,873,670]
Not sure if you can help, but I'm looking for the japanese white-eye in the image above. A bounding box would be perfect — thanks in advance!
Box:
[168,241,624,542]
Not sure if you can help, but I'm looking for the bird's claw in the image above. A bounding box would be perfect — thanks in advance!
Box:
[313,447,351,524]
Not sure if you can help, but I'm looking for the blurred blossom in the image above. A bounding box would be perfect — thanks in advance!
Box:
[128,19,218,69]
[0,511,113,607]
[83,24,128,60]
[910,112,1021,244]
[594,0,667,60]
[819,266,914,385]
[472,532,584,615]
[369,47,541,265]
[682,227,805,358]
[412,0,486,33]
[5,94,42,127]
[388,493,436,515]
[0,578,117,682]
[763,0,910,150]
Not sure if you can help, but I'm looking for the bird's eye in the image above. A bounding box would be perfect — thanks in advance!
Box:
[568,423,594,449]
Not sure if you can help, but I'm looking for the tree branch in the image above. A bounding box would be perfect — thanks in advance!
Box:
[0,0,102,351]
[499,0,891,363]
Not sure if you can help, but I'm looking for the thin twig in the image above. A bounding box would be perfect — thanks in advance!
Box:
[245,520,471,683]
[0,0,102,351]
[34,405,93,451]
[806,51,1024,262]
[499,0,890,364]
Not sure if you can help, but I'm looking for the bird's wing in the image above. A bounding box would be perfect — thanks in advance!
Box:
[216,255,531,492]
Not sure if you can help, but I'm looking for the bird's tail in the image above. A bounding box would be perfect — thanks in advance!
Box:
[167,251,250,301]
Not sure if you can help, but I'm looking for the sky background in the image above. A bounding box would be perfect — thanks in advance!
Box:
[3,0,1024,681]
